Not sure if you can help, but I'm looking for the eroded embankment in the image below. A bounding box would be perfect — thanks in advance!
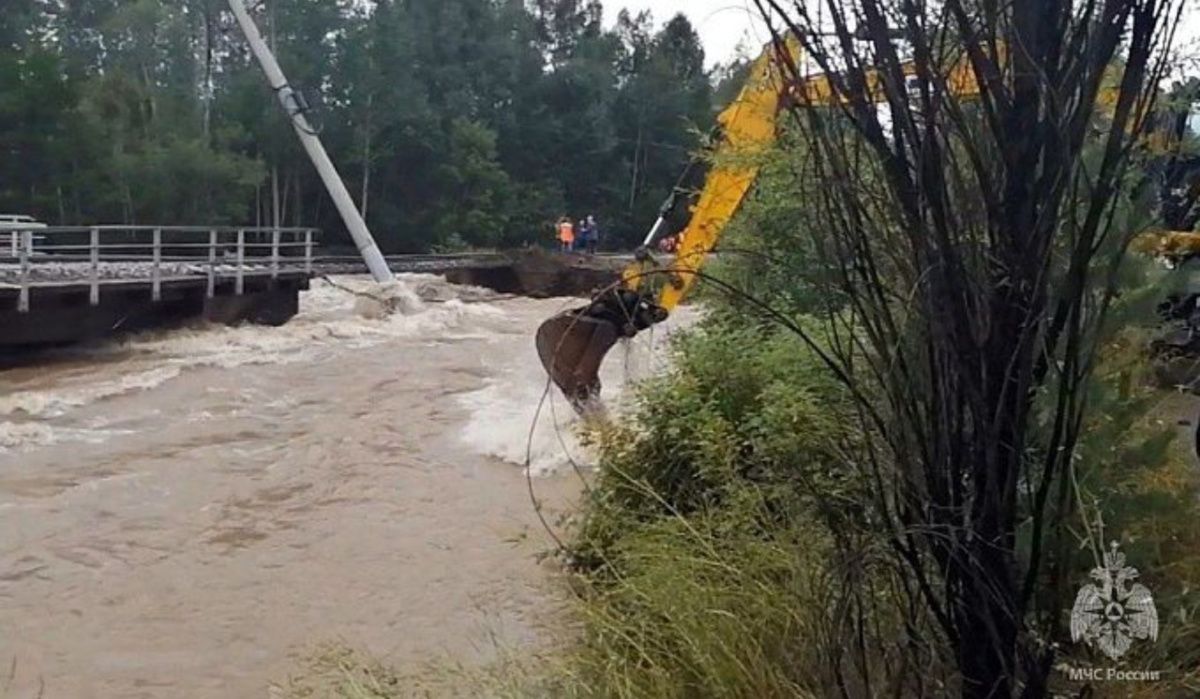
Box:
[445,249,627,298]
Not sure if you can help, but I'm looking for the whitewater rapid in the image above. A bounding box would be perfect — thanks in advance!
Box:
[0,275,684,470]
[0,274,691,698]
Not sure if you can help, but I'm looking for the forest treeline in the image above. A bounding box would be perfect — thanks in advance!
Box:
[0,1,741,251]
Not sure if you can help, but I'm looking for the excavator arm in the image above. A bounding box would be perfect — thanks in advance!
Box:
[535,42,797,414]
[636,43,794,311]
[535,35,1186,415]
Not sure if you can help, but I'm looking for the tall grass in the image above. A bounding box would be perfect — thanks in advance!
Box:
[279,319,1200,697]
[557,499,834,699]
[548,322,916,698]
[556,318,1200,697]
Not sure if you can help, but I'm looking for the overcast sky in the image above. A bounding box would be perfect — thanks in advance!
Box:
[610,1,1200,73]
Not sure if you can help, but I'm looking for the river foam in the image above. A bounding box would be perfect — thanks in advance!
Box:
[456,313,691,476]
[2,272,692,469]
[0,274,503,451]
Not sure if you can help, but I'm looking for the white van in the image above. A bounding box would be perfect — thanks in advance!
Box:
[0,214,46,230]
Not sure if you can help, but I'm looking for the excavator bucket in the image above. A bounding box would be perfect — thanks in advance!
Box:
[536,310,622,416]
[535,289,669,416]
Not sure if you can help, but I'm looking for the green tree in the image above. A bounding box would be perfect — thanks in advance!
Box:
[0,0,722,250]
[609,12,713,246]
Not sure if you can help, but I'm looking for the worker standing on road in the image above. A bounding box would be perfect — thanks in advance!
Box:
[575,217,590,254]
[557,217,575,253]
[581,215,599,254]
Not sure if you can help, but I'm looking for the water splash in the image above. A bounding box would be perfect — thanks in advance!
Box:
[0,274,501,451]
[456,308,695,477]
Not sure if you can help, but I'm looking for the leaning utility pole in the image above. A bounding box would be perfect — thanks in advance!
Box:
[227,0,394,283]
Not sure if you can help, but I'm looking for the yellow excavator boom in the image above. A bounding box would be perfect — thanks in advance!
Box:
[634,39,985,311]
[538,37,1197,414]
[653,44,794,311]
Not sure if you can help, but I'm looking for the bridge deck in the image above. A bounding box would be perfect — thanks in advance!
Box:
[1,226,319,347]
[0,224,623,348]
[0,262,308,289]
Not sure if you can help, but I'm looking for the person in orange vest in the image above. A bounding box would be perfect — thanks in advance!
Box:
[557,216,575,252]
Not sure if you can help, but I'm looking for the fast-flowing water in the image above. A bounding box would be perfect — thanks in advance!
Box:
[0,275,691,698]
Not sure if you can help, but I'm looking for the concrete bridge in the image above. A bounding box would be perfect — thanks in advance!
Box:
[1,226,321,347]
[0,225,624,349]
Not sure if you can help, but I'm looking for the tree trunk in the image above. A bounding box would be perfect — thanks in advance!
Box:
[202,1,214,140]
[141,63,156,126]
[272,165,281,230]
[361,95,373,220]
[628,120,642,213]
[954,542,1018,698]
[280,171,291,229]
[293,174,302,227]
[124,183,135,225]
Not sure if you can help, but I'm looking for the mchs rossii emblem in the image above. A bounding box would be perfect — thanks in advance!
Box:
[1070,542,1158,661]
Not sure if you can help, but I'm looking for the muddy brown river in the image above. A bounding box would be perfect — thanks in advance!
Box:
[0,275,689,698]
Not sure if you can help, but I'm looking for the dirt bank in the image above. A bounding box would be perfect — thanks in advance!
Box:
[445,249,625,298]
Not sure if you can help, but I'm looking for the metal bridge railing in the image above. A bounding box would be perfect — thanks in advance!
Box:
[0,225,320,313]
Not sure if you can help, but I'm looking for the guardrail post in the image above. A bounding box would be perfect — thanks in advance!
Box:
[89,227,100,306]
[236,228,245,295]
[271,226,280,279]
[9,231,16,259]
[207,229,217,298]
[18,230,31,313]
[152,227,162,301]
[304,229,313,274]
